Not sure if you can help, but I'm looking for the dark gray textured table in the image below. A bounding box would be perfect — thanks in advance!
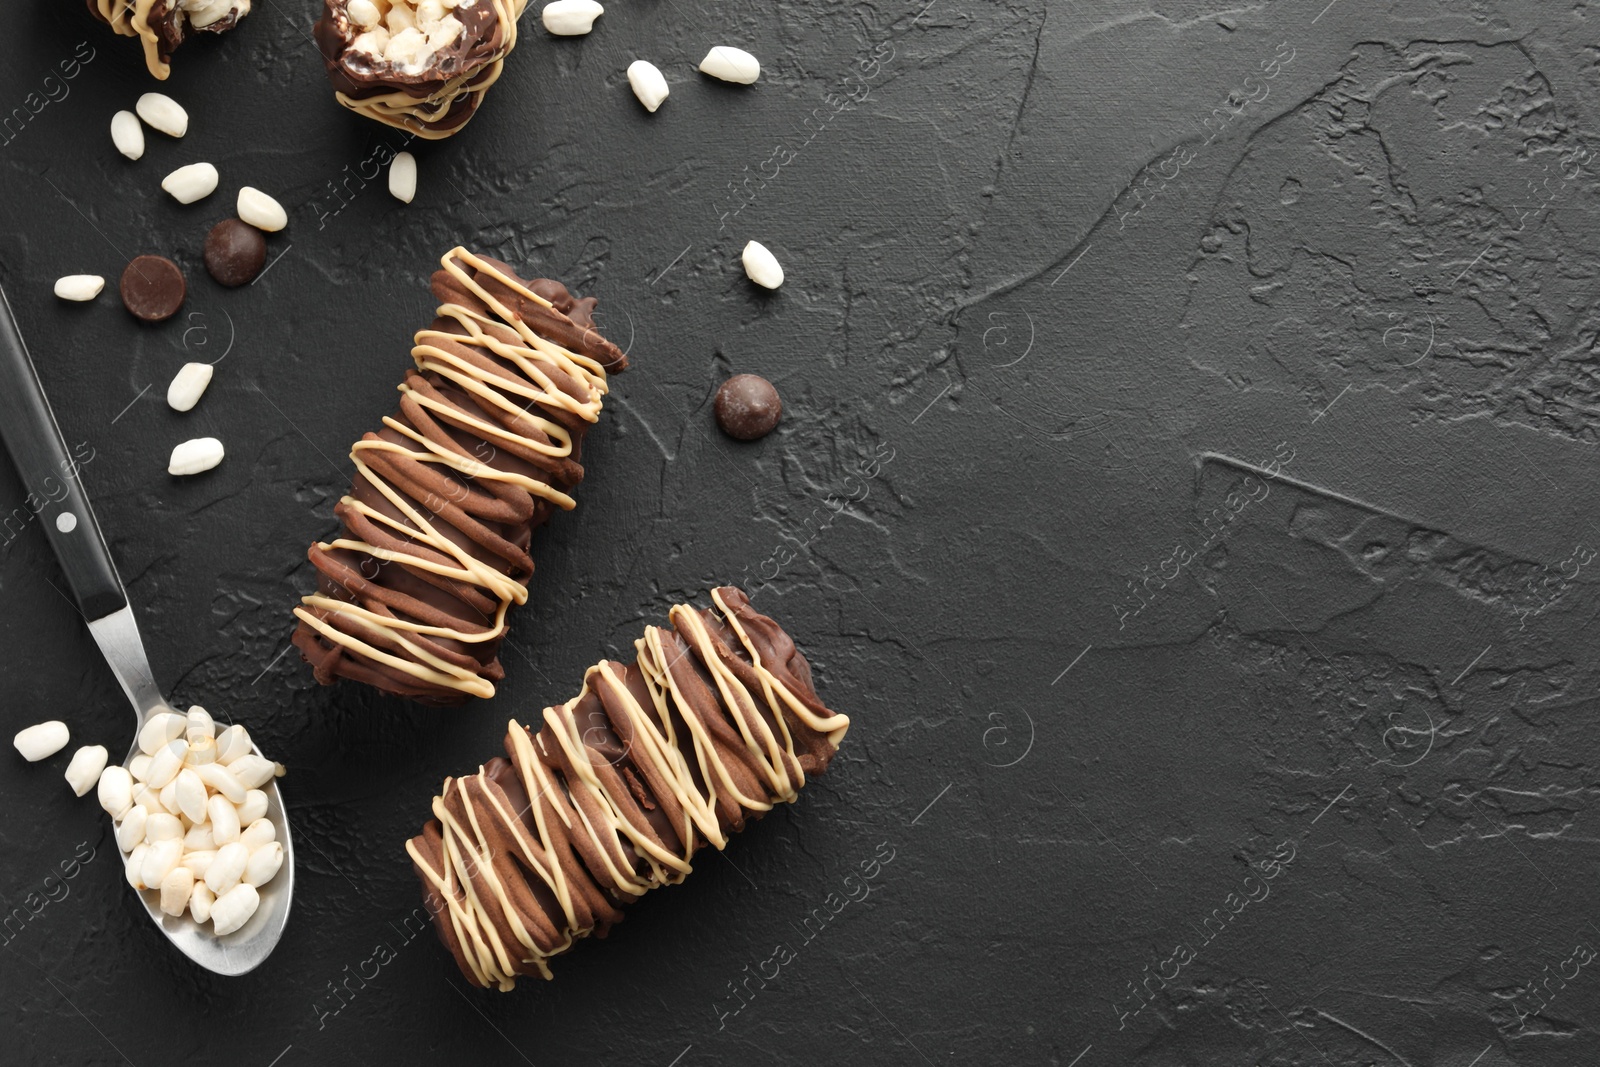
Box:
[2,1,1597,1064]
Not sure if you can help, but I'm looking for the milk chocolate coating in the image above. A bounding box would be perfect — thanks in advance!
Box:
[314,0,528,138]
[86,0,250,80]
[291,247,628,705]
[406,587,851,990]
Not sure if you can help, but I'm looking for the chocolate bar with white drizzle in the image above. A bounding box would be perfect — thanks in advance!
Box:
[291,246,627,704]
[407,588,850,990]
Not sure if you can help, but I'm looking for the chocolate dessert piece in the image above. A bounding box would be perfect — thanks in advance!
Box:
[406,587,850,990]
[87,0,252,81]
[291,246,628,704]
[314,0,530,139]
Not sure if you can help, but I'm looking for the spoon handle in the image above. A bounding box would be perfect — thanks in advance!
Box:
[0,286,128,621]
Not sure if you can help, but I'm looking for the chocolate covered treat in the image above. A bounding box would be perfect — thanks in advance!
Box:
[406,587,850,990]
[315,0,529,139]
[291,246,628,704]
[87,0,252,81]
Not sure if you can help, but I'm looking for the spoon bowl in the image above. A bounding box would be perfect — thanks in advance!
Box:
[117,730,295,976]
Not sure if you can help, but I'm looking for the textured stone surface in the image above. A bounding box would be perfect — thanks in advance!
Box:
[1,0,1598,1063]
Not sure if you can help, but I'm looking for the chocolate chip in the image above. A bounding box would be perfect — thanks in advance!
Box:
[119,255,186,323]
[204,218,267,287]
[714,374,782,441]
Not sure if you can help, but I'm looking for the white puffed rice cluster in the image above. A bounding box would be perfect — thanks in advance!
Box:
[347,0,468,73]
[96,707,285,936]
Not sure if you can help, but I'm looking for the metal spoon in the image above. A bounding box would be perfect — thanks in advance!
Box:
[0,287,293,975]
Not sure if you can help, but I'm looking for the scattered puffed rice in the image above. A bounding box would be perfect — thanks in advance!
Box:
[389,151,417,204]
[54,275,104,302]
[244,842,283,887]
[542,0,603,35]
[137,711,184,756]
[130,784,161,815]
[111,110,145,160]
[237,187,287,232]
[182,822,214,852]
[239,818,275,850]
[208,793,241,844]
[160,866,194,917]
[628,60,669,112]
[116,807,147,852]
[206,841,247,893]
[186,735,218,767]
[98,765,133,819]
[186,706,214,741]
[135,93,189,138]
[196,761,244,803]
[229,753,278,790]
[699,46,760,84]
[175,768,208,823]
[125,844,147,889]
[144,811,181,843]
[741,240,784,289]
[166,362,213,413]
[64,745,109,797]
[216,723,251,765]
[140,838,182,891]
[190,882,215,923]
[237,789,268,825]
[144,738,185,789]
[168,437,225,476]
[210,883,259,936]
[161,162,219,205]
[13,721,69,762]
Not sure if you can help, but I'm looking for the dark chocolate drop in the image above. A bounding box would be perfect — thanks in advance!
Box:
[119,255,187,323]
[714,374,782,441]
[204,219,267,288]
